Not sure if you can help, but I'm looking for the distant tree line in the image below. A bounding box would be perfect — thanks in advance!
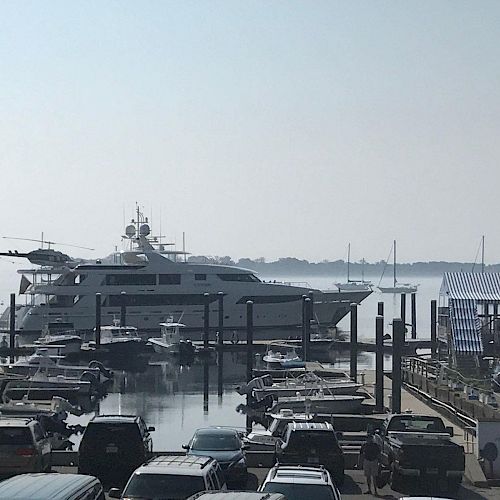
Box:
[186,255,500,276]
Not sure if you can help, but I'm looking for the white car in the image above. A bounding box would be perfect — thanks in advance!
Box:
[259,464,342,500]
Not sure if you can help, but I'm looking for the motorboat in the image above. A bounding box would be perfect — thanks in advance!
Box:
[91,322,150,357]
[2,369,97,401]
[262,343,305,370]
[148,317,185,354]
[1,206,371,337]
[268,393,366,415]
[244,408,313,451]
[1,348,112,381]
[34,331,82,355]
[248,373,361,401]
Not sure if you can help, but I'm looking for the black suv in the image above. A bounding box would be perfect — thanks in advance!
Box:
[78,414,155,487]
[275,422,345,486]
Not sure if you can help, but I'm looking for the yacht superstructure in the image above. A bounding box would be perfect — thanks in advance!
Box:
[2,209,371,336]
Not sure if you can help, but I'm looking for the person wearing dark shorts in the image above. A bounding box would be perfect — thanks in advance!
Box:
[358,434,381,495]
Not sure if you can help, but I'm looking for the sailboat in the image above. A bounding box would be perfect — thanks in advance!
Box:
[335,244,372,291]
[378,240,418,293]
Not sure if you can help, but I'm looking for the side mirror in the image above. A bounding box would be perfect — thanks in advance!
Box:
[446,426,454,437]
[108,488,122,499]
[335,431,343,441]
[148,426,155,432]
[182,444,190,450]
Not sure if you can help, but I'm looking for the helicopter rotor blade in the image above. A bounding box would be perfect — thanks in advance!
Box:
[2,236,94,251]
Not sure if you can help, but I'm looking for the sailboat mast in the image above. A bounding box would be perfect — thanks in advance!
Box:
[347,243,351,282]
[481,235,485,273]
[393,240,397,287]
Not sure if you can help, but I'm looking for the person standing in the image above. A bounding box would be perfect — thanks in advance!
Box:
[359,434,381,495]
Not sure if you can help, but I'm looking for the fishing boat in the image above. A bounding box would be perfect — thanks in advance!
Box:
[34,331,82,355]
[148,317,185,355]
[93,322,150,357]
[336,244,372,291]
[378,240,418,293]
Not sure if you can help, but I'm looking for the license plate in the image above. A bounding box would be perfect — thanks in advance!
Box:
[426,467,438,474]
[307,457,319,463]
[106,445,118,453]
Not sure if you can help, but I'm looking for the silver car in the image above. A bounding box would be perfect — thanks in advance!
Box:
[0,418,51,475]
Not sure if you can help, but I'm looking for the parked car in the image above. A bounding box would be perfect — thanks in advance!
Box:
[259,464,342,500]
[377,414,465,493]
[275,421,344,485]
[184,427,248,487]
[0,473,104,500]
[0,418,51,476]
[78,414,154,487]
[188,492,286,499]
[109,455,226,500]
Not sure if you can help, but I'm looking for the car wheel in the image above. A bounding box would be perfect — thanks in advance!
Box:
[390,468,404,492]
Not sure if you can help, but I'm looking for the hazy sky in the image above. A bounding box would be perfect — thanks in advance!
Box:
[1,1,500,266]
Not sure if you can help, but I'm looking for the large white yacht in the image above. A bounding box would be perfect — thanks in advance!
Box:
[2,211,371,337]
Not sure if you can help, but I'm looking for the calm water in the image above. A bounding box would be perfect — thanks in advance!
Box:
[0,268,443,450]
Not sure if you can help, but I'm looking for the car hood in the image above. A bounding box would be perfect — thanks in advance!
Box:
[188,449,244,465]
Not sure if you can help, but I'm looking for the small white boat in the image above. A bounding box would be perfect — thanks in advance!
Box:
[34,332,82,354]
[244,408,313,451]
[93,322,149,357]
[269,393,365,415]
[263,343,305,370]
[336,246,372,291]
[148,317,185,354]
[252,373,361,401]
[2,348,112,381]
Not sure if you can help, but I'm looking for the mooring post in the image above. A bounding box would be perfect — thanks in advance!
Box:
[400,293,406,331]
[217,292,224,347]
[350,303,358,382]
[9,293,15,363]
[217,351,224,398]
[203,359,209,414]
[303,298,311,362]
[120,291,127,327]
[301,295,307,342]
[411,292,417,339]
[376,315,384,412]
[308,290,314,323]
[431,300,437,359]
[377,301,384,317]
[392,318,404,413]
[95,293,101,348]
[246,301,254,383]
[203,293,210,349]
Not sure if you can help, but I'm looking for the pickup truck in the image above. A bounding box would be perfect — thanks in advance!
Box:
[376,414,465,493]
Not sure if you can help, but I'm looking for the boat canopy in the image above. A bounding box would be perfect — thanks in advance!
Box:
[440,272,500,302]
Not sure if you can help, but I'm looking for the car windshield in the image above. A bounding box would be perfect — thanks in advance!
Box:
[0,427,32,445]
[387,416,446,433]
[191,432,240,451]
[123,473,205,499]
[262,483,336,500]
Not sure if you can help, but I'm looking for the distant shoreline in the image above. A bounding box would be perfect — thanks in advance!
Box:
[187,256,495,277]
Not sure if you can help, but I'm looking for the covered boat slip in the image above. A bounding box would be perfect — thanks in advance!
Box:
[439,272,500,370]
